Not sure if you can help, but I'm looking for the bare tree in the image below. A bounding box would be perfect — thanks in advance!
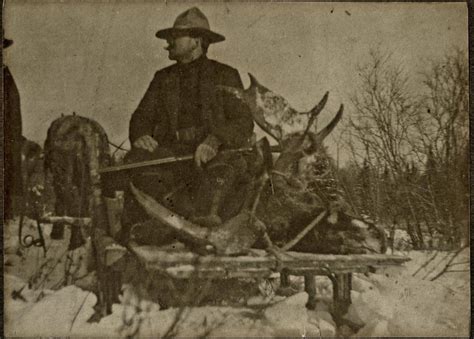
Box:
[343,48,425,248]
[348,49,420,172]
[415,49,469,248]
[342,47,468,250]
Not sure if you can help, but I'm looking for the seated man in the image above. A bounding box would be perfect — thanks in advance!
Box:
[119,7,254,245]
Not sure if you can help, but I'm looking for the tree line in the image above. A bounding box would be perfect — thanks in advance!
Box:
[334,48,468,250]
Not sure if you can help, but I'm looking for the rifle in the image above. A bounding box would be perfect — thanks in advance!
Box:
[98,144,281,174]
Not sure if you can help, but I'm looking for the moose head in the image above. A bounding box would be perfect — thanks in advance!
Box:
[219,75,385,254]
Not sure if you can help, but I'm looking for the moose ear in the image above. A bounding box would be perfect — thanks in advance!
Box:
[313,104,344,144]
[306,92,329,120]
[248,73,261,88]
[301,92,329,140]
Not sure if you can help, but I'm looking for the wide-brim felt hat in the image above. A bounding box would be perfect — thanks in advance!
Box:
[4,38,13,48]
[156,7,225,44]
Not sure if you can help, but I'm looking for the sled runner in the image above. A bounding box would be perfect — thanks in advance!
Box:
[96,228,409,324]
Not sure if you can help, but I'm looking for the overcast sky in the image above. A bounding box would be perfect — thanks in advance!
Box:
[3,1,468,162]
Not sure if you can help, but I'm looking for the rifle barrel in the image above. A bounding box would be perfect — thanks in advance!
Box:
[99,154,195,174]
[99,145,280,174]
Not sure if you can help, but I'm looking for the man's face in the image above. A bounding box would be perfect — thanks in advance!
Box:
[165,34,198,62]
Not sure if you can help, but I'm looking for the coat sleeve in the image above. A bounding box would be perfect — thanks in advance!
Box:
[129,72,166,144]
[210,68,254,148]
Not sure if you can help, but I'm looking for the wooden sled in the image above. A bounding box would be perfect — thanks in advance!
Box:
[93,193,409,324]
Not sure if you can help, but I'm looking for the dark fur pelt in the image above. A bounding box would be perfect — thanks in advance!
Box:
[257,152,386,254]
[257,172,386,254]
[44,115,111,249]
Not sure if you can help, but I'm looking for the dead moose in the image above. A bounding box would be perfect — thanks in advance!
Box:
[131,74,386,255]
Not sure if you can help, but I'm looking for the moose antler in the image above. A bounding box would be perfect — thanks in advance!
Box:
[130,184,265,255]
[219,74,340,149]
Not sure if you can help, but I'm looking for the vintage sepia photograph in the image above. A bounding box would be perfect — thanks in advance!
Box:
[2,1,469,337]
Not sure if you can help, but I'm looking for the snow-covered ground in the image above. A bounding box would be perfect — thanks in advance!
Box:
[4,217,470,337]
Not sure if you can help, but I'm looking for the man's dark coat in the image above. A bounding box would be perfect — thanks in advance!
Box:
[129,57,254,149]
[3,66,23,218]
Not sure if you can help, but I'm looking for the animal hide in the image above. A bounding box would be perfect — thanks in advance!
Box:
[44,115,111,250]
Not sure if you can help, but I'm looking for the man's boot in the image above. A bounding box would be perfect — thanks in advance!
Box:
[192,165,236,228]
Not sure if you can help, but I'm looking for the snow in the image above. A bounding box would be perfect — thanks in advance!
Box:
[345,248,470,337]
[6,284,97,337]
[3,217,470,337]
[264,292,322,336]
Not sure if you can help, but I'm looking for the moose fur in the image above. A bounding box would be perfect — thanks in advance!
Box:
[44,115,111,250]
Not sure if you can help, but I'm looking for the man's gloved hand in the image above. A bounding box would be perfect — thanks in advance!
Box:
[194,143,217,168]
[194,135,221,168]
[133,135,158,152]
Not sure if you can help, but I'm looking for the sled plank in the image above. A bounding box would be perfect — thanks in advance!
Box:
[129,245,410,277]
[102,243,410,322]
